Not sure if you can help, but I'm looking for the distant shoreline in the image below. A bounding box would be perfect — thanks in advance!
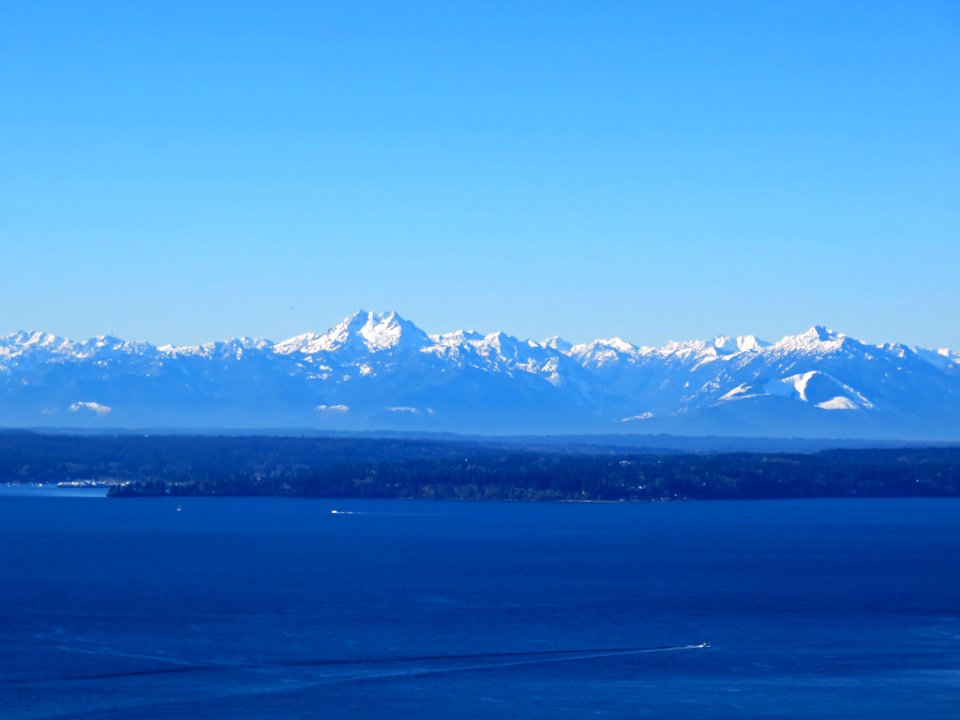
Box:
[2,433,958,503]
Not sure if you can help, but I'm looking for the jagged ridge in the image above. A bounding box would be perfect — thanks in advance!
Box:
[1,311,958,439]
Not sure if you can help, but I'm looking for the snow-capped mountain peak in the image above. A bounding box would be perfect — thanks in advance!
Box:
[543,336,573,353]
[273,332,325,355]
[358,310,431,352]
[275,310,430,355]
[774,325,851,353]
[568,337,639,364]
[1,330,73,355]
[602,337,637,354]
[713,335,768,354]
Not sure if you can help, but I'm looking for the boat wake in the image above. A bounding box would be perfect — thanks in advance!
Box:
[16,639,712,720]
[318,644,711,686]
[24,639,711,684]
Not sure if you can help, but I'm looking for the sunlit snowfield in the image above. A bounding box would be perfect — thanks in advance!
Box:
[2,489,958,719]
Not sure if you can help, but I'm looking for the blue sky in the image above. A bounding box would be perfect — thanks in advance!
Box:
[2,1,958,348]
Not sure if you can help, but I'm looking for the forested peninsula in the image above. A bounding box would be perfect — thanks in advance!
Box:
[1,432,959,501]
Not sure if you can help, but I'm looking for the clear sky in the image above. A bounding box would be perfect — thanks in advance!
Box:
[2,1,958,348]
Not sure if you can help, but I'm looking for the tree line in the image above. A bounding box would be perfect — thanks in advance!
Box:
[1,431,958,501]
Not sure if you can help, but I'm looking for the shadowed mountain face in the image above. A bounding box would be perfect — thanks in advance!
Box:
[1,311,958,439]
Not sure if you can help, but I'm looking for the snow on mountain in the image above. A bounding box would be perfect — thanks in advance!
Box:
[762,371,874,410]
[914,346,960,371]
[275,310,431,355]
[0,331,76,358]
[1,313,958,438]
[713,335,769,354]
[542,336,573,353]
[569,338,640,368]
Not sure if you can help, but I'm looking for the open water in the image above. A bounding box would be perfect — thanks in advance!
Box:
[1,487,958,718]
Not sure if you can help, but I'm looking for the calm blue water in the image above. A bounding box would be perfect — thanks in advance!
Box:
[1,488,958,718]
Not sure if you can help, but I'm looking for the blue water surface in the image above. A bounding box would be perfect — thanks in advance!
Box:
[1,489,958,718]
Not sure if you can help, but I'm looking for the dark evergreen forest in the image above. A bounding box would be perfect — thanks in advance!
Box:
[1,431,958,501]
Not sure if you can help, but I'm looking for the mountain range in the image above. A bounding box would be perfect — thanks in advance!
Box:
[2,311,958,439]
